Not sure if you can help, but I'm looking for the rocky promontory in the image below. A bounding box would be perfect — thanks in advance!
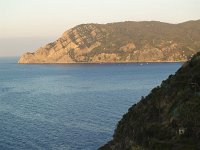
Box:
[19,20,200,63]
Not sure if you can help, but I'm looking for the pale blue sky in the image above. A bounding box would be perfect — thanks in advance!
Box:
[0,0,200,56]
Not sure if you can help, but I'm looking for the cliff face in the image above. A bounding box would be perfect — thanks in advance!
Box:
[99,52,200,150]
[18,20,200,63]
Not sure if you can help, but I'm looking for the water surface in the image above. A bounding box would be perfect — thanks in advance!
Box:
[0,58,182,150]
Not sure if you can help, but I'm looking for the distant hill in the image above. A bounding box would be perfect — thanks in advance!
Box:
[99,52,200,149]
[18,20,200,63]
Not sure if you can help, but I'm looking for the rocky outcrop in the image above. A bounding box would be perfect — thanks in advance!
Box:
[99,52,200,150]
[19,20,200,63]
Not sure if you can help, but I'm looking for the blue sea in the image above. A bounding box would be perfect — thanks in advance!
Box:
[0,57,182,150]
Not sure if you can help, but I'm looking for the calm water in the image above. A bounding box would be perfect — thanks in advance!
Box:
[0,57,182,150]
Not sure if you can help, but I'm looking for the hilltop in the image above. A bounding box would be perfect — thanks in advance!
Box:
[99,52,200,149]
[18,20,200,63]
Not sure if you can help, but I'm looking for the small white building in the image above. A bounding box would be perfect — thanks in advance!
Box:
[179,128,186,135]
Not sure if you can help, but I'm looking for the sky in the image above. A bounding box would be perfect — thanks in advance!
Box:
[0,0,200,56]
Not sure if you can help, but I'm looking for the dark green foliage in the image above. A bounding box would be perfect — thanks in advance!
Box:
[99,52,200,150]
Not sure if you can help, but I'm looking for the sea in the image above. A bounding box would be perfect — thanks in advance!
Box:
[0,57,182,150]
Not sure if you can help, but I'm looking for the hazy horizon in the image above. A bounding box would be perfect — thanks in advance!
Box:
[1,0,200,56]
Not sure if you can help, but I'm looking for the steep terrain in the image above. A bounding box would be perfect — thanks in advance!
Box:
[99,52,200,150]
[18,20,200,63]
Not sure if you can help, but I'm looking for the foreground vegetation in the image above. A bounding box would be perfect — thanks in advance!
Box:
[100,52,200,150]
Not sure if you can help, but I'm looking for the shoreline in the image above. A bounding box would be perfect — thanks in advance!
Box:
[18,60,186,65]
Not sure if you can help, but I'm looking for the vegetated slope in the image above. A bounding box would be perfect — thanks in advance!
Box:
[99,52,200,150]
[18,20,200,63]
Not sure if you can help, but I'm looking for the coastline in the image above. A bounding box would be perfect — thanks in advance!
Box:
[18,60,186,65]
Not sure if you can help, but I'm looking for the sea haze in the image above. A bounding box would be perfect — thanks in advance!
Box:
[0,57,182,150]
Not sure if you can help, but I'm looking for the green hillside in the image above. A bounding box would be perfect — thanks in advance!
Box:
[99,52,200,150]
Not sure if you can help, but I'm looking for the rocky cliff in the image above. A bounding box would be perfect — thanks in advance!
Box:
[18,20,200,63]
[99,52,200,150]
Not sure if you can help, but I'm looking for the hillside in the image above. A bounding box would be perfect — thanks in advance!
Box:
[99,52,200,150]
[18,20,200,63]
